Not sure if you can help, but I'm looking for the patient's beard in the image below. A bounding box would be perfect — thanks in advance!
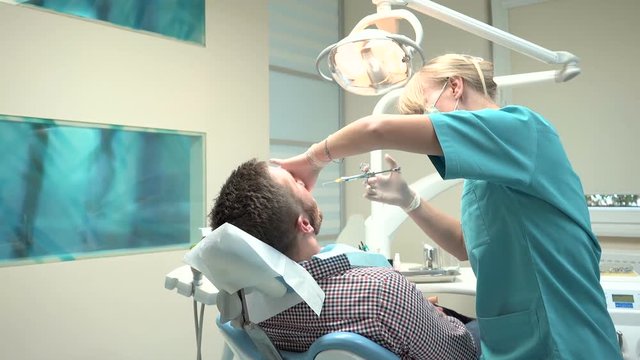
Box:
[304,201,323,235]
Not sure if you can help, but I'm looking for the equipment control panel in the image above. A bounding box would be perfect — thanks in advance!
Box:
[601,251,640,311]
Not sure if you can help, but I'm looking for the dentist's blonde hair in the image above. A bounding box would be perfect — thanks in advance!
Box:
[398,54,497,114]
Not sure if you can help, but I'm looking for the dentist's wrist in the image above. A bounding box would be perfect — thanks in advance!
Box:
[403,191,421,213]
[305,142,331,169]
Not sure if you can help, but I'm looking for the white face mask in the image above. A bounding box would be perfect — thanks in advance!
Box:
[424,80,449,114]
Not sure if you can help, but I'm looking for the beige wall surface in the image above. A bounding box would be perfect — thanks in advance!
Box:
[508,0,640,245]
[0,1,268,359]
[508,0,640,195]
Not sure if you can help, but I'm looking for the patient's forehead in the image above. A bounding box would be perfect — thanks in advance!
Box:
[268,166,292,186]
[268,166,311,203]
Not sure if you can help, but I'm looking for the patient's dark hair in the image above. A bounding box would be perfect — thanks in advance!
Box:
[209,159,301,256]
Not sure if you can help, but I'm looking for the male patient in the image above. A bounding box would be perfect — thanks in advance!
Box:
[209,159,478,360]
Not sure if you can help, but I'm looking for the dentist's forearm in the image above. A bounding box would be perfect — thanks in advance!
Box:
[408,199,468,261]
[308,114,443,162]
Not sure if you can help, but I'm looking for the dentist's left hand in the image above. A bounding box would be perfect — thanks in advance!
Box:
[270,146,327,190]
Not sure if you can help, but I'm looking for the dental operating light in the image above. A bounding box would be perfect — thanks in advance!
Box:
[318,0,581,97]
[316,9,425,96]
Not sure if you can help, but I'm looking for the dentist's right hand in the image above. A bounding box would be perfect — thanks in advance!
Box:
[364,154,419,212]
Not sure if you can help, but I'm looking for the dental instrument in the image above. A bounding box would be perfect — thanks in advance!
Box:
[323,167,401,185]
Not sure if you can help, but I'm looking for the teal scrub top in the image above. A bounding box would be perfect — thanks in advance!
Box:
[429,106,621,360]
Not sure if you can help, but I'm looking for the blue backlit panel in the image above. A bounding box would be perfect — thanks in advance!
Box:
[17,0,205,44]
[0,114,205,265]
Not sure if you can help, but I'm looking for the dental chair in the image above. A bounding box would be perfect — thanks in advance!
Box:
[215,285,399,360]
[185,223,399,360]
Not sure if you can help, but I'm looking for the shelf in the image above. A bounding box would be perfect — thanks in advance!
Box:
[590,207,640,238]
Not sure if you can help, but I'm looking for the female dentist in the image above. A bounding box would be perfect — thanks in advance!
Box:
[272,54,622,359]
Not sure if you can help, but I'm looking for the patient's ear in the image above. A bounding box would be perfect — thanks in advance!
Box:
[292,215,321,261]
[296,215,314,234]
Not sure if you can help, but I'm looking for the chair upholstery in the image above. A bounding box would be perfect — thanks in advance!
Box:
[216,315,400,360]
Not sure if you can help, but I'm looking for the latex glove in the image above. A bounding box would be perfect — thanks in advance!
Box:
[363,154,415,209]
[270,151,323,191]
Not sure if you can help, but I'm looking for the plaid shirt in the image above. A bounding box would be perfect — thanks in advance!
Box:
[259,254,477,360]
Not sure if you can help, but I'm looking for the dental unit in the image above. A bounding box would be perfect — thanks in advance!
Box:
[315,0,581,259]
[165,1,599,359]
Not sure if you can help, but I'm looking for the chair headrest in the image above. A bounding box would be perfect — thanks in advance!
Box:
[184,223,325,323]
[216,289,243,327]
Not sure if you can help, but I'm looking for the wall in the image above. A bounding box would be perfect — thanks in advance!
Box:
[0,1,269,359]
[508,0,640,195]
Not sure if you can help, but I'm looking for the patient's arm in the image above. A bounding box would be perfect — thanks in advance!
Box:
[377,271,477,360]
[257,255,477,359]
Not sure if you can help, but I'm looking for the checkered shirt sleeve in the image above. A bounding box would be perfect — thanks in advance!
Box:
[259,254,477,360]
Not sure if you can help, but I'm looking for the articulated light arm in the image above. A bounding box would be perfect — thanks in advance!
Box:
[360,0,581,257]
[406,0,576,63]
[317,0,580,97]
[394,0,580,82]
